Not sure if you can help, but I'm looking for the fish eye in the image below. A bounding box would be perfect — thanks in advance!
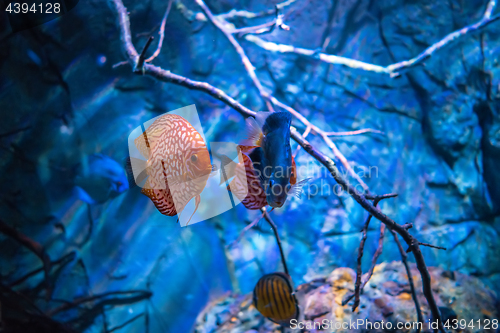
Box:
[191,154,198,162]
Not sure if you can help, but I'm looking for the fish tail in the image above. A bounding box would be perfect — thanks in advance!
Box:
[287,178,311,199]
[185,195,201,226]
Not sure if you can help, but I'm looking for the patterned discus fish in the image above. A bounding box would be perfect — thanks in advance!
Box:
[133,114,213,224]
[253,272,299,327]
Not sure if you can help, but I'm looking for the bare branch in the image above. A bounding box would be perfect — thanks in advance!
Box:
[261,208,289,276]
[108,313,144,333]
[134,36,154,73]
[195,0,274,110]
[244,0,500,76]
[407,242,447,252]
[145,0,174,63]
[392,230,423,332]
[218,0,296,20]
[342,195,393,310]
[324,128,385,137]
[0,219,52,299]
[47,290,152,316]
[227,212,265,249]
[9,251,76,287]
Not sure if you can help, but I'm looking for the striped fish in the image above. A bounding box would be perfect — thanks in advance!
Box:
[133,114,213,224]
[253,272,299,327]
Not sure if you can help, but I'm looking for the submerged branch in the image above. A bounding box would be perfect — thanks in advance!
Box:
[9,251,76,287]
[227,212,265,249]
[47,290,152,316]
[0,219,52,299]
[392,230,423,333]
[261,208,289,276]
[145,0,173,63]
[244,0,500,76]
[343,195,393,309]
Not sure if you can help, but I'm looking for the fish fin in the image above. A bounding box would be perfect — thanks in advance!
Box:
[134,130,152,159]
[237,145,258,154]
[141,180,178,216]
[185,195,201,226]
[124,157,148,186]
[287,178,311,199]
[219,155,238,185]
[240,117,264,147]
[262,111,292,134]
[75,186,97,205]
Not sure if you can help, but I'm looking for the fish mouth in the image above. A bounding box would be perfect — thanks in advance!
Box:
[268,200,284,208]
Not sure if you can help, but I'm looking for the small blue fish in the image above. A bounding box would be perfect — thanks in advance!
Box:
[75,154,129,204]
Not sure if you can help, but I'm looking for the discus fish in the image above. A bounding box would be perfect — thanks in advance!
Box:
[241,111,293,208]
[221,111,308,209]
[253,272,299,327]
[75,154,129,204]
[130,114,213,224]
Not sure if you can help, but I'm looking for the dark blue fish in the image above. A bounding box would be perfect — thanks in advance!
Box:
[75,154,129,204]
[241,111,293,208]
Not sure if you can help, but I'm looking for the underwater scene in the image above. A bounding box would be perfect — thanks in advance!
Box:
[1,0,500,332]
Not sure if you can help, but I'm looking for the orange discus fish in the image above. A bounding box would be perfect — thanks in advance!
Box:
[133,114,213,224]
[253,272,299,327]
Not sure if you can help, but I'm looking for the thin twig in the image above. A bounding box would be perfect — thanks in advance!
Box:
[134,36,154,73]
[0,219,52,299]
[9,251,76,287]
[47,290,152,316]
[392,230,423,333]
[108,313,145,332]
[261,208,289,276]
[227,212,265,249]
[0,125,32,138]
[344,195,391,310]
[406,242,447,252]
[145,0,173,63]
[324,128,385,137]
[244,1,500,76]
[195,0,274,110]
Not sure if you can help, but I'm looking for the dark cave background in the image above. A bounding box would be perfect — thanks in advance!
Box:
[0,0,499,332]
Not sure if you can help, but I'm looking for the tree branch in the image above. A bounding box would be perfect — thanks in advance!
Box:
[342,195,393,310]
[243,0,500,77]
[392,230,423,333]
[0,219,52,299]
[324,128,385,137]
[227,212,265,249]
[261,208,289,276]
[145,0,173,63]
[47,290,152,316]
